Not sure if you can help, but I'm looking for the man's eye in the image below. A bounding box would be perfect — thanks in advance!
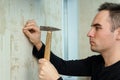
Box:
[95,27,99,30]
[95,26,102,30]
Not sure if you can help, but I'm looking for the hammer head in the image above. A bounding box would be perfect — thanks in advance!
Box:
[40,26,61,31]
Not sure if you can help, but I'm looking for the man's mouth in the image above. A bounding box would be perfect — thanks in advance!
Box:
[90,41,95,46]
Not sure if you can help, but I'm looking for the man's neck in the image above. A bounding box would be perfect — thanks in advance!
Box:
[102,52,120,67]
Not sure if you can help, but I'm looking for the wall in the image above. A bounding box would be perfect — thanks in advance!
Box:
[0,0,62,80]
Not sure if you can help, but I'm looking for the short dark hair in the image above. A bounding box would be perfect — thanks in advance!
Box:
[98,2,120,32]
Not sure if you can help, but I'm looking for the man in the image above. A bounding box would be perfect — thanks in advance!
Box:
[23,2,120,80]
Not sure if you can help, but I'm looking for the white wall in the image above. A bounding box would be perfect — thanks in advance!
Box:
[0,0,63,80]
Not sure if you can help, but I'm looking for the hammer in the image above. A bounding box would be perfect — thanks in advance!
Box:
[40,26,60,60]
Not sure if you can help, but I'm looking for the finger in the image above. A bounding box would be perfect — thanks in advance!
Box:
[39,74,43,80]
[23,26,35,30]
[25,23,37,27]
[24,26,37,33]
[38,62,45,76]
[38,58,47,64]
[23,29,32,37]
[25,20,37,27]
[39,68,44,74]
[24,25,40,33]
[23,29,32,36]
[39,74,46,80]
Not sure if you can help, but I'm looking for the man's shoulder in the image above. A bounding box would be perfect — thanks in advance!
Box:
[86,55,104,63]
[87,55,103,59]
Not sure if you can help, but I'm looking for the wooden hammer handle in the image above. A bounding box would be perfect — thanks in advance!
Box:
[44,31,52,60]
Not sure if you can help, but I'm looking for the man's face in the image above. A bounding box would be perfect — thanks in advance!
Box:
[87,10,117,53]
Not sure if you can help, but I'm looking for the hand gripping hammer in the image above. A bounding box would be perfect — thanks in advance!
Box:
[40,26,60,61]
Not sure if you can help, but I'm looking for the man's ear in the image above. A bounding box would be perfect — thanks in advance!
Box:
[116,28,120,40]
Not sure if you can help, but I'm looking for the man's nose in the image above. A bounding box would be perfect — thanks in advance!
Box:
[87,28,95,37]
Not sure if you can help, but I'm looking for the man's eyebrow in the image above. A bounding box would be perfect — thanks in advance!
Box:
[91,23,102,27]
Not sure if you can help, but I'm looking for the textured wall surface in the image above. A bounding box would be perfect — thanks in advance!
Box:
[0,0,62,80]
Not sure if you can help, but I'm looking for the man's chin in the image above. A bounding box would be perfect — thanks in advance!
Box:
[91,48,98,52]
